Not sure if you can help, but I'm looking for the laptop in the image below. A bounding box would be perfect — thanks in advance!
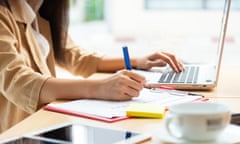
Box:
[137,0,231,90]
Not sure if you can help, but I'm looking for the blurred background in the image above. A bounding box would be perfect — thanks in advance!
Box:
[67,0,240,68]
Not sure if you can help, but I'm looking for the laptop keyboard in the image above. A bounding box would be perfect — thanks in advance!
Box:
[159,66,199,84]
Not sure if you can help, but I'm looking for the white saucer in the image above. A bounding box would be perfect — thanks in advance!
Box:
[152,124,240,144]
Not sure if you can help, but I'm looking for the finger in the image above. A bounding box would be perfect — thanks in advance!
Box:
[120,71,145,93]
[117,92,133,101]
[114,81,141,99]
[123,87,141,98]
[116,70,145,92]
[125,76,144,91]
[161,52,183,72]
[175,59,184,72]
[151,52,179,72]
[177,60,184,71]
[148,52,174,67]
[122,70,146,84]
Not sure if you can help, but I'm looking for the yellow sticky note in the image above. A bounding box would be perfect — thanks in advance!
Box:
[126,103,165,118]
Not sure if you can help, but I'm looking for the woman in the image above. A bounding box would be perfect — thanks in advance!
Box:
[0,0,183,133]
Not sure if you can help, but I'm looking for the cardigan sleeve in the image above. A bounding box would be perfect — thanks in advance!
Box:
[0,7,50,113]
[56,36,104,78]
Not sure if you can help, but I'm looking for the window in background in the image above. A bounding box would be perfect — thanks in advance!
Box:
[145,0,240,10]
[84,0,104,21]
[70,0,104,23]
[67,0,240,66]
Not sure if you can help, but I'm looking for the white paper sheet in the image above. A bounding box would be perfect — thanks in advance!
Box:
[47,88,203,118]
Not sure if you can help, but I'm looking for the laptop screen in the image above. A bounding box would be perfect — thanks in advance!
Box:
[175,0,231,66]
[215,0,231,84]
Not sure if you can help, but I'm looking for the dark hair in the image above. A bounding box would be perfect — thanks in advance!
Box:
[39,0,70,65]
[0,0,9,8]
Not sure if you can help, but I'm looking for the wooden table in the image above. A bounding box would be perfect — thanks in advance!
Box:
[190,66,240,98]
[1,66,240,143]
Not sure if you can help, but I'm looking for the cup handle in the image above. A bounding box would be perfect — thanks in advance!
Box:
[165,114,182,139]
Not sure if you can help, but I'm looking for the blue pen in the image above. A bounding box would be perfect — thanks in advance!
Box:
[122,46,132,70]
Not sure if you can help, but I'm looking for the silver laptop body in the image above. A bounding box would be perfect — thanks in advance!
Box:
[152,0,231,90]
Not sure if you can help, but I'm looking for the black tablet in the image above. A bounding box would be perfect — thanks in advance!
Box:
[1,123,151,144]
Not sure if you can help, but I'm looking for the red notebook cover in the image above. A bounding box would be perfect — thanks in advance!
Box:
[44,105,129,123]
[43,94,208,123]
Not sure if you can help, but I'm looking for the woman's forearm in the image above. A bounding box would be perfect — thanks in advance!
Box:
[97,57,137,72]
[38,78,98,105]
[38,69,146,106]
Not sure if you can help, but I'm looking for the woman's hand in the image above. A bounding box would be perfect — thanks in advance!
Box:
[93,70,146,101]
[134,51,184,72]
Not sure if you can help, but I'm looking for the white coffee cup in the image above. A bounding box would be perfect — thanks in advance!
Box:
[164,102,231,142]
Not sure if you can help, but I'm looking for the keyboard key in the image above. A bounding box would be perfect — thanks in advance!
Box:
[187,67,195,83]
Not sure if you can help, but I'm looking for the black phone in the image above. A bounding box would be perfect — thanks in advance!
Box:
[231,113,240,125]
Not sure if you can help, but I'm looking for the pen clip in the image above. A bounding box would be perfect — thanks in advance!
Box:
[150,88,188,96]
[150,88,204,97]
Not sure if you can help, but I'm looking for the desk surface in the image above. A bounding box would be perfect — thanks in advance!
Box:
[196,66,240,98]
[1,66,240,143]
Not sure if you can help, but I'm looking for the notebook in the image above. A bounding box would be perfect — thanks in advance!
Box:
[44,88,207,122]
[141,0,231,90]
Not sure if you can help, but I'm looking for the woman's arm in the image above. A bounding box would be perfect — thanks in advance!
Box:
[39,70,146,105]
[97,51,184,73]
